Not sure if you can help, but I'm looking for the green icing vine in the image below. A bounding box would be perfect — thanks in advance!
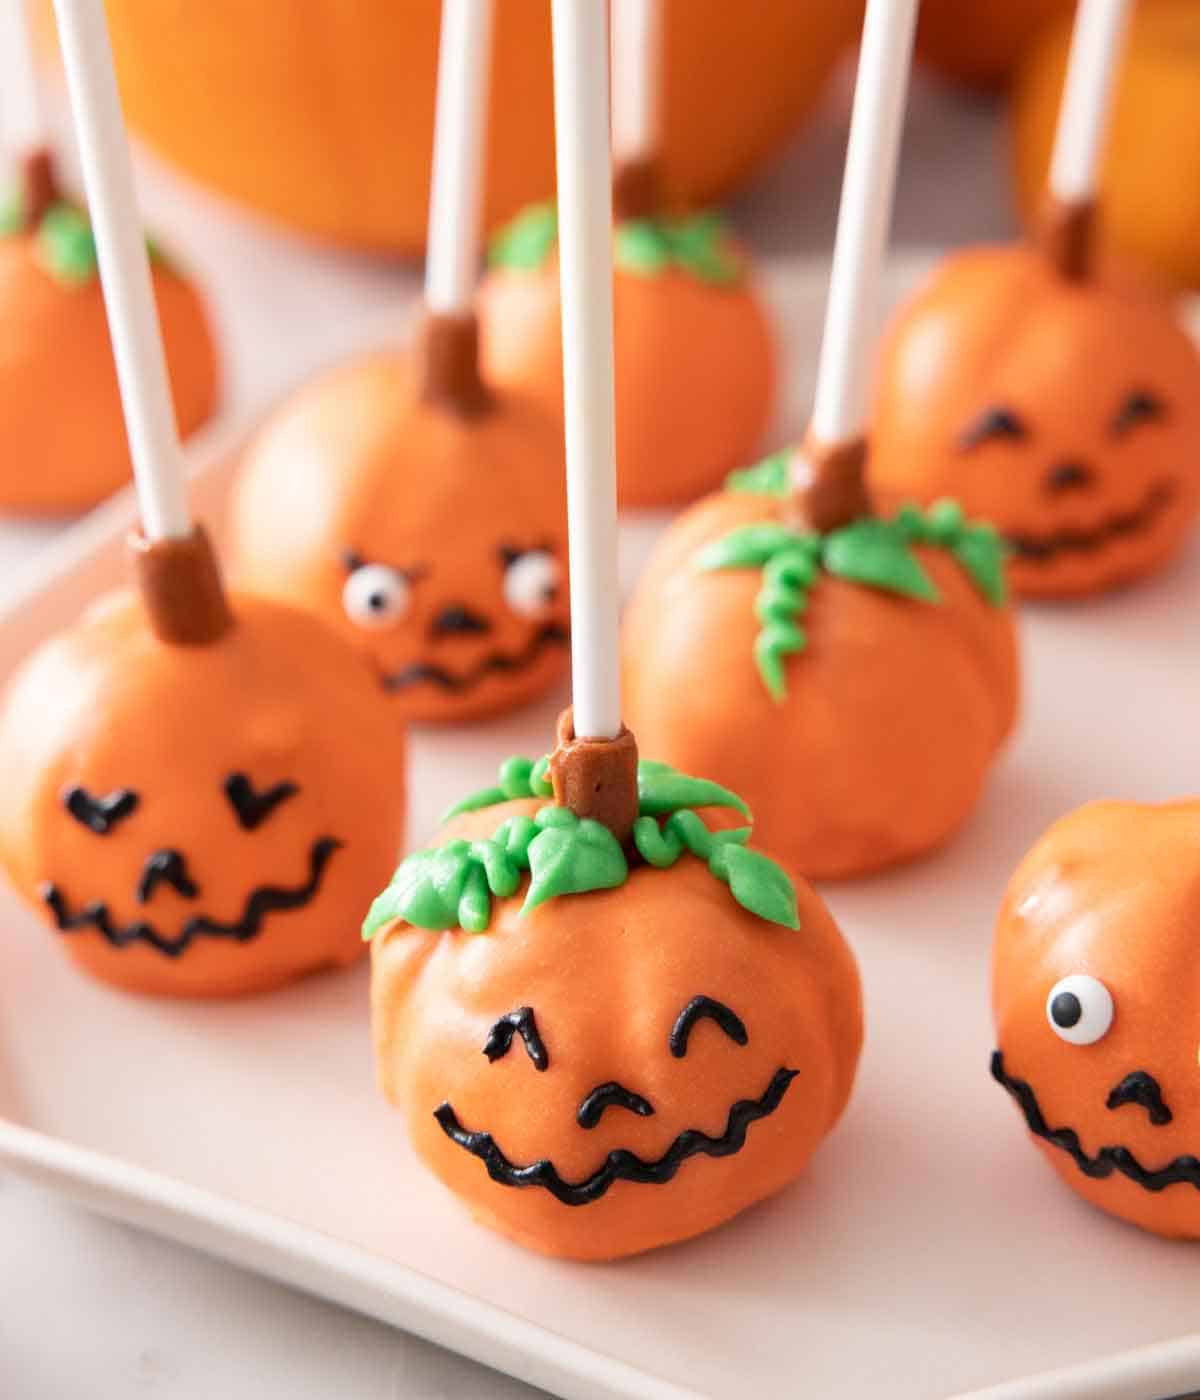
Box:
[487,202,741,285]
[698,474,1007,701]
[362,757,796,938]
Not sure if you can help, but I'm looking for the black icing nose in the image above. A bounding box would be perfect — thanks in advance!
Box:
[1045,460,1095,495]
[430,605,492,639]
[137,849,200,904]
[576,1081,655,1130]
[1106,1070,1172,1126]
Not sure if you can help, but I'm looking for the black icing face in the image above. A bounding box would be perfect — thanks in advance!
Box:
[41,773,340,958]
[433,996,798,1207]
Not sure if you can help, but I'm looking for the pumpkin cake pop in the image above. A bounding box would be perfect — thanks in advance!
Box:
[368,2,861,1261]
[230,0,568,725]
[0,0,406,999]
[871,0,1200,599]
[991,799,1200,1239]
[622,0,1018,882]
[477,0,775,509]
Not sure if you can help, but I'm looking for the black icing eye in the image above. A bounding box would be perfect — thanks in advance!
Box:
[1112,389,1165,437]
[957,405,1028,452]
[223,773,299,830]
[483,1007,549,1071]
[502,549,561,619]
[62,785,139,835]
[669,996,748,1058]
[1046,974,1114,1046]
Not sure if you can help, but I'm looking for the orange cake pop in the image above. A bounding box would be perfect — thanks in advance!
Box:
[368,3,860,1260]
[230,2,568,724]
[871,0,1200,598]
[477,0,775,510]
[0,0,406,999]
[623,0,1017,881]
[991,799,1200,1239]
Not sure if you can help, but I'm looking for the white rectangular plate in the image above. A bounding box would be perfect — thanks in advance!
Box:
[2,263,1199,1400]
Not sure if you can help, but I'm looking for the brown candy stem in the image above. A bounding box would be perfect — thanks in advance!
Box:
[19,146,59,226]
[549,707,640,848]
[416,310,494,420]
[129,524,234,646]
[1038,194,1095,282]
[612,155,662,223]
[787,434,872,534]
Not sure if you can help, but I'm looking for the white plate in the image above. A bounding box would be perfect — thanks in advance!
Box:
[2,262,1200,1400]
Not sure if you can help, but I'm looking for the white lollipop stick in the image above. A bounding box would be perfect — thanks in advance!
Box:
[809,0,918,448]
[550,0,621,742]
[611,0,664,167]
[1,0,45,152]
[1048,0,1132,205]
[51,0,189,541]
[425,0,495,315]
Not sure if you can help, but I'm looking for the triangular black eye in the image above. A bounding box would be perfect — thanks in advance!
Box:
[223,773,299,830]
[957,405,1028,452]
[1112,389,1165,436]
[62,786,139,835]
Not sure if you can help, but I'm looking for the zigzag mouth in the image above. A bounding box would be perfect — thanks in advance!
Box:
[1006,480,1176,563]
[434,1065,798,1207]
[40,836,341,960]
[378,621,569,695]
[992,1050,1200,1192]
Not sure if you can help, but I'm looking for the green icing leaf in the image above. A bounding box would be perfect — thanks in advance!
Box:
[949,522,1008,605]
[442,785,507,821]
[523,814,627,913]
[821,518,939,602]
[35,203,98,286]
[488,201,559,270]
[697,523,804,572]
[615,211,741,285]
[726,450,791,498]
[614,219,672,274]
[709,843,799,930]
[637,760,749,818]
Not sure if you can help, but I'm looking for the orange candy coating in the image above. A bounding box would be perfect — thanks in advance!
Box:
[915,0,1072,91]
[0,231,217,514]
[479,250,776,508]
[870,245,1200,597]
[229,353,569,724]
[992,799,1200,1238]
[621,491,1018,880]
[371,798,862,1260]
[0,589,407,998]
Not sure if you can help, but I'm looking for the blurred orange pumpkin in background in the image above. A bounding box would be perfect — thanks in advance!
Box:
[1010,0,1200,290]
[915,0,1072,91]
[39,0,859,254]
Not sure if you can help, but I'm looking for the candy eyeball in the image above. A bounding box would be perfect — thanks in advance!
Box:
[1045,974,1114,1046]
[503,550,561,618]
[342,563,412,630]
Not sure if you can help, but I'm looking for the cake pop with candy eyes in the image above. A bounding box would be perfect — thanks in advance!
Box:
[230,1,568,724]
[0,0,406,999]
[871,0,1200,598]
[477,0,776,509]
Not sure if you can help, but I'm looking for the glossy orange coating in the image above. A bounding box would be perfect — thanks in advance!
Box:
[1011,0,1200,290]
[479,250,776,509]
[621,490,1018,880]
[992,799,1200,1238]
[870,244,1200,597]
[229,353,569,724]
[372,797,862,1260]
[0,230,217,514]
[77,0,858,253]
[0,589,407,998]
[915,0,1072,90]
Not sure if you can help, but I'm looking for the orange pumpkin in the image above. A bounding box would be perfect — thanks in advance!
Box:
[621,462,1018,880]
[479,205,775,508]
[1010,0,1200,291]
[991,799,1200,1239]
[229,346,569,724]
[0,580,407,998]
[369,765,861,1260]
[0,199,217,515]
[915,0,1072,90]
[69,0,859,253]
[870,244,1200,597]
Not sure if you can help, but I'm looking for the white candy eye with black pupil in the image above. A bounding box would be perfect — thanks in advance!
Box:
[342,564,411,630]
[503,550,560,618]
[1045,974,1114,1045]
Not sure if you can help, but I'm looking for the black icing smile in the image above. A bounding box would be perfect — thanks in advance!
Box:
[1006,480,1176,563]
[378,621,569,694]
[992,1051,1200,1192]
[433,1065,798,1207]
[41,837,341,959]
